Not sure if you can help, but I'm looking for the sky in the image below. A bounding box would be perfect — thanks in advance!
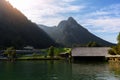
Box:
[6,0,120,43]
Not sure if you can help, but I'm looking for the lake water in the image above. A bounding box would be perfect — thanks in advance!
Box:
[0,61,120,80]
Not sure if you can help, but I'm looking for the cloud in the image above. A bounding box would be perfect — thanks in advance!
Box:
[90,4,120,17]
[82,4,120,33]
[12,0,86,26]
[9,0,120,32]
[62,0,75,2]
[86,18,120,32]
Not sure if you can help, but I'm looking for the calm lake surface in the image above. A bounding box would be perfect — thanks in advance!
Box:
[0,61,120,80]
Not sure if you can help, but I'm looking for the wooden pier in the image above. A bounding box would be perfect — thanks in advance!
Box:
[106,55,120,62]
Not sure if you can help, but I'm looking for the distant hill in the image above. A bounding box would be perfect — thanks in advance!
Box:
[0,0,56,49]
[39,17,114,47]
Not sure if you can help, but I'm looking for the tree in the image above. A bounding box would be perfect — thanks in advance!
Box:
[4,47,16,61]
[86,41,101,47]
[48,46,54,58]
[108,32,120,55]
[117,32,120,45]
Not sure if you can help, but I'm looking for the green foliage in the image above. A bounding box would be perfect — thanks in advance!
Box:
[32,53,37,57]
[117,32,120,45]
[41,47,71,57]
[86,41,101,47]
[32,53,43,57]
[48,46,54,58]
[53,47,71,56]
[108,45,120,55]
[54,48,65,55]
[108,33,120,55]
[64,48,71,53]
[4,47,16,61]
[108,49,116,55]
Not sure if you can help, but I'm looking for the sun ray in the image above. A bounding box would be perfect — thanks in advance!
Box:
[6,0,32,9]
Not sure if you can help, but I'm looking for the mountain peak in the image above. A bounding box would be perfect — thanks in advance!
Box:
[68,17,74,21]
[39,17,114,47]
[67,17,77,23]
[58,17,82,29]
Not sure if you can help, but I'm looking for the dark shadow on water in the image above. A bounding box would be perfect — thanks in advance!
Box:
[72,56,107,64]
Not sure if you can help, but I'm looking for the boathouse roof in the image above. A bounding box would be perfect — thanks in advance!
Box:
[72,47,110,57]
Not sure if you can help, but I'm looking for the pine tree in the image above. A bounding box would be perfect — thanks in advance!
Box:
[49,46,54,58]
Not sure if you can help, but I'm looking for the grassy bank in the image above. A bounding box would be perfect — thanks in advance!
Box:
[17,56,64,60]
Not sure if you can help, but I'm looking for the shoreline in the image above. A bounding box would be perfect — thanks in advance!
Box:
[0,57,65,61]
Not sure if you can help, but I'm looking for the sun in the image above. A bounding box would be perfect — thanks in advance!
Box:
[6,0,32,9]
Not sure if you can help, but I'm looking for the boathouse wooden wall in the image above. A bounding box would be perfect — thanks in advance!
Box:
[72,47,110,61]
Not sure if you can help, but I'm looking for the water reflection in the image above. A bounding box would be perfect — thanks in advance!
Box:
[0,61,120,80]
[0,61,72,80]
[72,62,119,80]
[109,62,120,78]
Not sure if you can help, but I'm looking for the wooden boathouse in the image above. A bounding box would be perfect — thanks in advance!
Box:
[72,47,110,61]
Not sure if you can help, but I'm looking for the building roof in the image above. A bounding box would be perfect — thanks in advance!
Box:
[72,47,110,57]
